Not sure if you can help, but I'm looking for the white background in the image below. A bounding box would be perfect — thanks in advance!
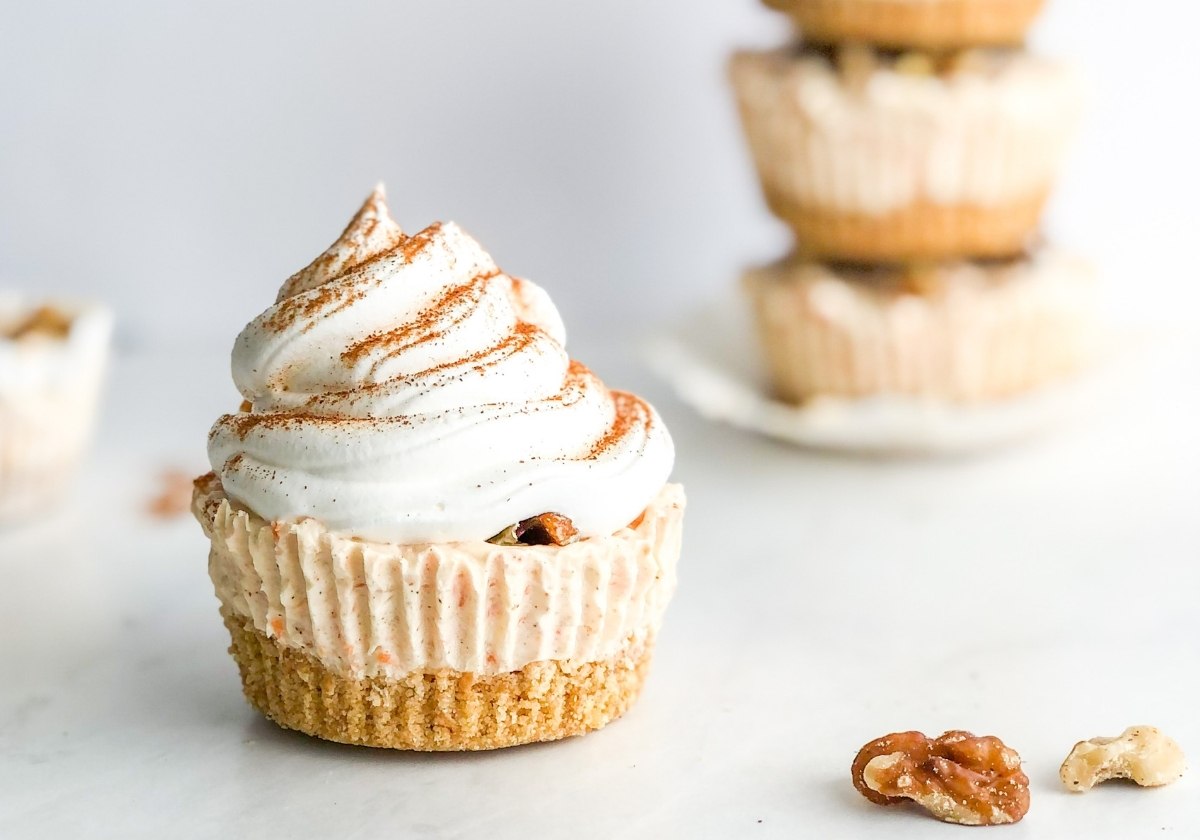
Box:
[2,0,1199,358]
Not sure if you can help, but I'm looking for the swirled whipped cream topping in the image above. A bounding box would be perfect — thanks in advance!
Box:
[207,186,674,544]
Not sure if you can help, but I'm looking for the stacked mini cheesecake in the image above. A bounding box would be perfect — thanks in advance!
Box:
[730,0,1095,406]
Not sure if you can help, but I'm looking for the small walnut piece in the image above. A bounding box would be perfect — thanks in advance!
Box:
[852,730,1030,826]
[1060,726,1186,792]
[487,512,579,546]
[517,512,579,545]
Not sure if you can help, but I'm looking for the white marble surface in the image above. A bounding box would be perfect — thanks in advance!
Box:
[2,341,1198,839]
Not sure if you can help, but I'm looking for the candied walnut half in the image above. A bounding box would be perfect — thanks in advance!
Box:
[1060,726,1186,792]
[488,512,579,547]
[852,730,1030,826]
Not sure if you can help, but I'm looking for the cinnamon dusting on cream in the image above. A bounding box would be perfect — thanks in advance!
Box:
[275,184,406,302]
[341,270,500,370]
[261,229,438,335]
[207,185,674,543]
[588,391,653,460]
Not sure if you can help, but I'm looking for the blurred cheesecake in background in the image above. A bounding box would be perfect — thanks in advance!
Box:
[727,0,1096,418]
[0,294,112,521]
[744,250,1095,402]
[731,45,1081,261]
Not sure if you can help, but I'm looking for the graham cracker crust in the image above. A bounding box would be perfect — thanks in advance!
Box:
[222,611,654,751]
[771,0,1045,49]
[767,192,1046,262]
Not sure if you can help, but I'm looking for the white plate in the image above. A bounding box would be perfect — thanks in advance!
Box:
[645,295,1131,455]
